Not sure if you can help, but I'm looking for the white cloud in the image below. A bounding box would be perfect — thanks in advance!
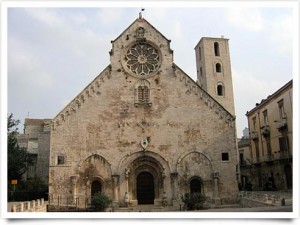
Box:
[268,14,293,54]
[66,11,88,24]
[24,8,63,27]
[8,38,53,91]
[225,7,264,32]
[171,20,183,40]
[146,8,168,21]
[232,67,286,136]
[96,8,125,27]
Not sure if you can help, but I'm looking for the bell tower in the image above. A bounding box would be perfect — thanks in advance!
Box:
[195,37,235,116]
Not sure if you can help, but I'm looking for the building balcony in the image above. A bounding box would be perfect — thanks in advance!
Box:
[279,150,291,161]
[251,131,258,140]
[261,125,270,138]
[276,117,287,131]
[266,153,275,163]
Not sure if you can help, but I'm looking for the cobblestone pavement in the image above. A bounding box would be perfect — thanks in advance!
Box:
[7,191,293,213]
[200,205,293,212]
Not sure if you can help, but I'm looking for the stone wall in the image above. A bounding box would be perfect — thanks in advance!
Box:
[9,199,47,212]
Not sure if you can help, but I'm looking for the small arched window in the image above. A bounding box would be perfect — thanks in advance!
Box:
[199,47,202,60]
[214,42,220,56]
[135,80,152,107]
[217,84,224,96]
[216,63,222,73]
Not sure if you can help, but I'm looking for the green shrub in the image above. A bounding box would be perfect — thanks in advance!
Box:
[181,192,206,210]
[91,192,112,212]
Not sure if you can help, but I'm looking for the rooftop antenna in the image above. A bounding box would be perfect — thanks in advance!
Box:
[139,8,145,19]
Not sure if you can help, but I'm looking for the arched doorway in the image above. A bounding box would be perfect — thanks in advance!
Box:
[91,180,102,197]
[136,171,155,204]
[190,178,202,193]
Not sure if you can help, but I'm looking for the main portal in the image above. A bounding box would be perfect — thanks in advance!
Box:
[136,171,155,204]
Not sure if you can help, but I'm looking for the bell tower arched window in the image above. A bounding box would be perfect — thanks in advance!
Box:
[217,84,224,96]
[216,63,222,73]
[214,42,220,56]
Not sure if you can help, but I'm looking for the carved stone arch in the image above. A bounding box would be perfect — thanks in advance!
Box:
[117,150,172,206]
[176,150,215,197]
[77,152,113,173]
[134,79,150,89]
[77,154,113,200]
[117,150,171,175]
[176,150,214,173]
[129,156,163,204]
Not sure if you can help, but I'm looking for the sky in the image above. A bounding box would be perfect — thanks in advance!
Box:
[4,1,296,138]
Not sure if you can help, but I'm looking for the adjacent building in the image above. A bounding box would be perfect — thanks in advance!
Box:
[237,128,251,190]
[48,15,239,209]
[16,118,51,185]
[245,80,293,191]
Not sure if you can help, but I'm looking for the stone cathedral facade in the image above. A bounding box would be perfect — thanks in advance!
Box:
[49,15,239,209]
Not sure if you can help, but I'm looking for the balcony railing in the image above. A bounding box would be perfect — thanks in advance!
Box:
[276,117,287,131]
[251,131,258,140]
[266,153,274,162]
[280,150,291,160]
[261,125,270,138]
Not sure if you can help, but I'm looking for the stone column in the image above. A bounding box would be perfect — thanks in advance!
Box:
[11,205,16,212]
[112,175,120,206]
[31,200,36,210]
[161,168,166,194]
[85,179,90,198]
[71,176,78,204]
[171,172,179,206]
[125,168,130,206]
[20,203,24,212]
[27,201,31,211]
[170,173,178,200]
[213,172,221,205]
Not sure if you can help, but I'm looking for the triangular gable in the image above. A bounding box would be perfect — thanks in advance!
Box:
[52,65,112,130]
[172,63,235,126]
[111,17,171,45]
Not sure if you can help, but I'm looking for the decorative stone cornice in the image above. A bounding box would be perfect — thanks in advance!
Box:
[51,65,112,130]
[173,63,235,127]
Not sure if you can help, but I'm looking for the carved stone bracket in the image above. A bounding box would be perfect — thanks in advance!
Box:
[213,172,219,179]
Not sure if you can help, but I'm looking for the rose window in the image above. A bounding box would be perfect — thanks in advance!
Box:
[124,42,160,77]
